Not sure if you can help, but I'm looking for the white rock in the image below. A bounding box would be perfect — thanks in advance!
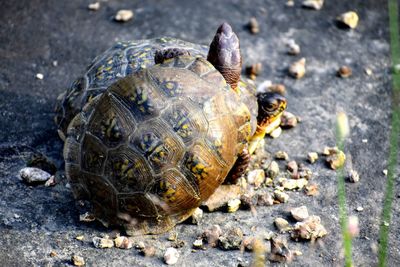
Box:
[227,199,241,213]
[191,207,203,224]
[290,206,309,221]
[19,167,51,183]
[302,0,324,10]
[35,73,44,80]
[88,2,100,11]
[247,169,265,188]
[92,237,114,248]
[164,247,179,265]
[115,10,134,22]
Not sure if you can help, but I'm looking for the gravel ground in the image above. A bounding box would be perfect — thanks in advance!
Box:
[1,0,399,266]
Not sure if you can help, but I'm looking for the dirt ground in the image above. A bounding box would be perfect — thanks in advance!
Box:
[1,0,399,266]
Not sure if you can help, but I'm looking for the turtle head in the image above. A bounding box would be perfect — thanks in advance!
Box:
[256,92,287,134]
[207,22,242,91]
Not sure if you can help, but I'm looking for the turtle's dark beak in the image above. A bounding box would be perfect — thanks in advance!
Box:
[256,92,287,128]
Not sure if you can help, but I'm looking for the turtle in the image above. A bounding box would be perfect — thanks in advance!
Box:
[55,23,286,235]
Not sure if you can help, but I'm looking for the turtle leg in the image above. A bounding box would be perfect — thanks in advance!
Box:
[225,147,251,184]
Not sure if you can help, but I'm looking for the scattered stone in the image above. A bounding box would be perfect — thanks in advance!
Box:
[168,231,178,241]
[164,247,179,265]
[362,139,368,143]
[76,235,84,241]
[286,0,295,7]
[27,153,57,174]
[336,11,359,29]
[269,235,293,263]
[280,111,298,128]
[275,151,289,161]
[270,127,282,138]
[322,146,336,156]
[302,0,324,10]
[140,245,156,257]
[305,184,319,196]
[290,206,309,221]
[227,199,241,213]
[247,169,265,188]
[203,185,241,211]
[92,237,114,249]
[248,17,259,34]
[337,66,352,78]
[288,58,306,79]
[265,177,273,187]
[114,236,132,249]
[256,192,274,206]
[192,239,204,249]
[356,206,364,212]
[286,39,300,55]
[274,190,290,203]
[274,218,291,232]
[307,152,318,164]
[348,169,360,183]
[280,178,308,190]
[218,227,243,250]
[287,161,298,174]
[50,251,57,257]
[115,10,134,22]
[383,169,388,176]
[191,207,203,224]
[256,80,272,94]
[71,255,85,266]
[364,68,373,76]
[88,2,100,11]
[291,216,328,241]
[52,60,58,67]
[266,161,280,178]
[269,83,286,95]
[240,194,255,209]
[293,250,303,256]
[325,147,346,170]
[79,212,96,222]
[246,63,262,80]
[35,73,44,80]
[44,175,56,187]
[348,216,360,237]
[19,167,51,184]
[203,225,223,247]
[298,164,313,179]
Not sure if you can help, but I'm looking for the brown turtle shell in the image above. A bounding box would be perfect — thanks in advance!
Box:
[64,55,256,235]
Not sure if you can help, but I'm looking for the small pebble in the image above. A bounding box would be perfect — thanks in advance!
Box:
[280,178,308,190]
[302,0,324,10]
[227,199,241,213]
[307,152,318,164]
[286,39,300,55]
[44,175,56,187]
[88,2,100,11]
[203,225,223,247]
[270,127,282,138]
[246,63,262,80]
[168,231,178,241]
[336,11,359,29]
[298,165,313,179]
[52,60,58,67]
[79,212,96,222]
[286,0,295,7]
[275,151,289,161]
[325,148,346,170]
[287,160,298,174]
[383,169,388,176]
[266,161,280,178]
[248,17,259,34]
[256,192,274,206]
[50,251,57,257]
[115,10,134,22]
[274,218,291,232]
[362,139,368,143]
[247,169,265,188]
[364,68,373,76]
[92,237,114,249]
[71,255,85,266]
[242,236,256,251]
[305,184,319,196]
[337,66,352,78]
[191,207,203,225]
[192,239,203,249]
[288,58,306,79]
[293,250,303,256]
[269,235,293,263]
[164,247,179,265]
[291,216,328,240]
[141,245,156,257]
[356,206,364,212]
[218,227,243,250]
[114,236,132,249]
[274,190,289,203]
[348,169,360,183]
[290,206,309,221]
[19,167,51,184]
[280,111,298,128]
[36,73,44,80]
[76,235,84,241]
